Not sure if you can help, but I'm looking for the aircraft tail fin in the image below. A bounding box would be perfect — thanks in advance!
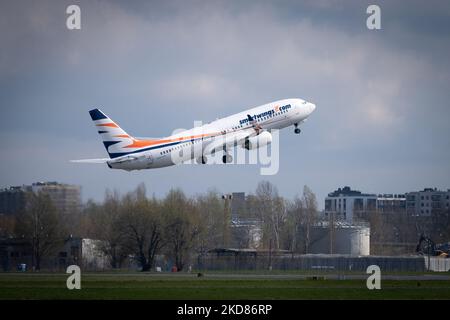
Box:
[89,109,136,159]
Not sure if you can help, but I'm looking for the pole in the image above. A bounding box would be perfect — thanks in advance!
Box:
[222,194,232,248]
[269,237,272,271]
[330,211,334,254]
[427,238,431,272]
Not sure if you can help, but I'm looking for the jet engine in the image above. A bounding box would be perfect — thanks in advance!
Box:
[243,131,272,150]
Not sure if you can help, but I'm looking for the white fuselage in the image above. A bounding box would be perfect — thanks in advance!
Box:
[107,98,315,170]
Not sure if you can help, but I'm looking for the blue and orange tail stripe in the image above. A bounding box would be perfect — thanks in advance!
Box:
[89,108,222,159]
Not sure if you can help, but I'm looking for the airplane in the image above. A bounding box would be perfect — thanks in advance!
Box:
[72,98,316,171]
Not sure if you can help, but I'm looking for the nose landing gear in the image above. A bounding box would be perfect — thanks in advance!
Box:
[197,156,207,164]
[294,123,301,134]
[222,146,233,164]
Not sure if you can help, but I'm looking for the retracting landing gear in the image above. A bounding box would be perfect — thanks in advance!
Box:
[294,123,301,134]
[222,154,233,164]
[222,146,233,164]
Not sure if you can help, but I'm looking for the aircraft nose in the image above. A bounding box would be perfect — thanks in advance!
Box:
[309,103,316,113]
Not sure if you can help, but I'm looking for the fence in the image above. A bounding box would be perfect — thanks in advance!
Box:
[195,251,426,272]
[425,257,450,272]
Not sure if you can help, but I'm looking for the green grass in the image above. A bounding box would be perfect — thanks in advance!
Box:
[0,273,449,300]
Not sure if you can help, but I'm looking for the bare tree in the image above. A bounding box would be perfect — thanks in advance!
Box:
[0,214,15,238]
[302,185,318,253]
[253,181,286,250]
[195,190,224,253]
[284,196,303,252]
[121,184,163,271]
[285,186,318,253]
[15,192,64,271]
[429,208,450,244]
[87,190,129,268]
[163,189,200,271]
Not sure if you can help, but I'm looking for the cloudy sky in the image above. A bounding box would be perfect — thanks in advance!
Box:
[1,0,450,207]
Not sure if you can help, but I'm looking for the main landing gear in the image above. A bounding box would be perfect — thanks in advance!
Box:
[222,146,233,164]
[294,123,301,134]
[198,149,233,165]
[222,154,233,164]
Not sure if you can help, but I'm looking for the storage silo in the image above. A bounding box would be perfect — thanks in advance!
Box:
[309,223,370,255]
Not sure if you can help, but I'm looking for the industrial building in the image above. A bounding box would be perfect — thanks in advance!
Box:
[230,218,262,249]
[228,192,263,249]
[0,236,108,271]
[229,191,370,255]
[230,192,246,222]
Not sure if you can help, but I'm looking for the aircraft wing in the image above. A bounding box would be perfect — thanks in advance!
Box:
[204,128,256,154]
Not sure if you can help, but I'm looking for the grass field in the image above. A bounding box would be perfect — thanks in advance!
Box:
[1,272,450,300]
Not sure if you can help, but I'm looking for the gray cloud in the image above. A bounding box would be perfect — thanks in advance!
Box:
[1,0,450,206]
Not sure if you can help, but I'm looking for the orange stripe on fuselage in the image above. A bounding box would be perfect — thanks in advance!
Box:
[96,123,118,128]
[123,133,220,149]
[124,138,172,148]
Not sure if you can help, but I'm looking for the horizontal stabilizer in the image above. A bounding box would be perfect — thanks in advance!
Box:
[70,158,109,164]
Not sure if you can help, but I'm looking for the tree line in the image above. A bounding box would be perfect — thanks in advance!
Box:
[79,181,320,271]
[4,181,319,271]
[5,181,448,271]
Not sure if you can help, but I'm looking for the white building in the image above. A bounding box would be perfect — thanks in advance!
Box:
[376,194,406,213]
[406,188,450,216]
[324,186,377,223]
